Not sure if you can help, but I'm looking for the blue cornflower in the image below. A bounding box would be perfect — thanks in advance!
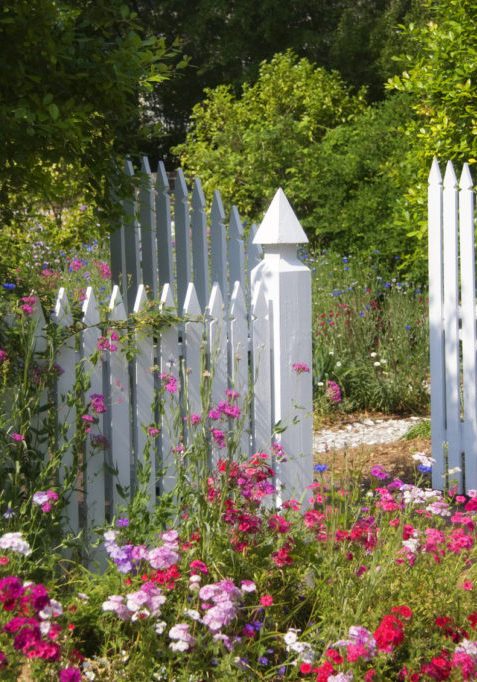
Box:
[2,283,15,290]
[418,464,432,474]
[384,282,391,288]
[258,657,269,666]
[342,257,349,263]
[344,266,349,271]
[332,289,342,297]
[314,464,328,473]
[359,311,365,318]
[405,324,411,331]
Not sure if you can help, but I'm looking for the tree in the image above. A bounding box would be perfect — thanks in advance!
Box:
[387,0,477,273]
[135,0,413,156]
[175,51,366,232]
[0,0,175,265]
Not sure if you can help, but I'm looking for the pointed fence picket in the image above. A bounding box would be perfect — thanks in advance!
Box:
[159,284,180,494]
[229,281,250,457]
[108,286,132,510]
[54,289,79,535]
[81,288,106,536]
[182,283,203,443]
[429,159,477,493]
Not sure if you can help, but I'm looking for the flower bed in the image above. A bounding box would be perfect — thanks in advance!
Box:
[1,451,477,680]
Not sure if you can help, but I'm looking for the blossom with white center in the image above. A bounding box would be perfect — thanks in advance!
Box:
[0,531,32,556]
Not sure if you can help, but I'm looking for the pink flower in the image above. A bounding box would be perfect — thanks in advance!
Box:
[81,415,95,424]
[292,362,310,374]
[259,594,273,607]
[147,426,160,437]
[461,580,474,591]
[10,433,25,442]
[190,413,201,425]
[95,261,111,280]
[0,350,8,363]
[59,668,82,682]
[211,428,226,448]
[326,380,342,404]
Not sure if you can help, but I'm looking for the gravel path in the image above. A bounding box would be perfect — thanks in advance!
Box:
[313,416,426,453]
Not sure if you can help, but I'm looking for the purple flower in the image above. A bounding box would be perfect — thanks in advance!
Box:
[370,465,390,481]
[314,464,328,473]
[116,517,129,528]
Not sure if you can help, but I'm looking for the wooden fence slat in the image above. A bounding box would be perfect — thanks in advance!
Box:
[54,288,79,535]
[156,161,174,289]
[442,161,462,491]
[139,156,158,298]
[428,159,446,491]
[229,206,245,290]
[459,164,477,491]
[247,224,263,283]
[251,282,272,454]
[123,159,142,313]
[31,301,49,458]
[108,286,132,512]
[175,169,192,313]
[133,285,156,507]
[211,191,228,304]
[191,178,209,311]
[82,287,106,539]
[159,284,180,494]
[183,283,203,442]
[207,283,227,462]
[229,281,250,457]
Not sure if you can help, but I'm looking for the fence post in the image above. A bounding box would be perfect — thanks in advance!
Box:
[251,188,313,503]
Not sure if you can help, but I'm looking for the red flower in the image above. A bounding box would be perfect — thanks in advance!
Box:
[300,662,313,674]
[374,614,405,652]
[259,594,273,607]
[391,605,413,620]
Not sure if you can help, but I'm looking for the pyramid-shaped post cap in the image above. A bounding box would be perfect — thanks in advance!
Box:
[253,188,308,245]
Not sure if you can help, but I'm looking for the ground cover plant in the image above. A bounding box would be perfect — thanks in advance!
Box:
[310,251,429,419]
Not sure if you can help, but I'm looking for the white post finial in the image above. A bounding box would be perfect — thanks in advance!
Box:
[251,189,313,503]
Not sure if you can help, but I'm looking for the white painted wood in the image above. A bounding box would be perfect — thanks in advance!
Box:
[428,159,446,491]
[250,281,272,455]
[247,224,263,282]
[31,301,48,458]
[211,191,228,304]
[229,281,249,456]
[191,178,209,311]
[174,169,192,313]
[159,284,180,494]
[229,206,245,290]
[251,191,312,502]
[207,283,228,461]
[82,288,106,539]
[133,285,156,507]
[156,161,174,289]
[442,162,462,490]
[183,283,203,442]
[108,286,132,512]
[123,159,142,313]
[459,164,477,491]
[54,289,79,535]
[139,156,158,298]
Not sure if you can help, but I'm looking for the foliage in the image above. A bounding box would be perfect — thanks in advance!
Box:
[175,51,366,232]
[387,0,477,273]
[311,251,429,415]
[0,0,177,279]
[136,0,414,155]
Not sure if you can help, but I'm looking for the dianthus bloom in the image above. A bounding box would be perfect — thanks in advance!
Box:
[374,614,405,652]
[292,362,310,374]
[260,594,273,607]
[0,533,32,556]
[59,668,82,682]
[326,380,342,404]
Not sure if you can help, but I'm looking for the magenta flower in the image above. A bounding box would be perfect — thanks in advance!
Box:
[326,380,342,404]
[292,362,310,374]
[0,350,8,363]
[147,426,160,437]
[10,433,25,442]
[59,668,82,682]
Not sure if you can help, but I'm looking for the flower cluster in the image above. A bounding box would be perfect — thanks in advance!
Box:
[32,489,59,514]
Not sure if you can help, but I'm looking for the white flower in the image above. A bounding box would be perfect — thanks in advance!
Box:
[0,532,31,556]
[169,639,191,652]
[370,352,377,358]
[381,359,387,364]
[284,629,300,646]
[447,467,462,475]
[412,452,435,467]
[184,609,201,621]
[336,361,342,367]
[373,362,381,367]
[155,620,167,635]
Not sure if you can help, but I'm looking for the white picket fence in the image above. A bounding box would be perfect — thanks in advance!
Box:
[46,163,313,535]
[428,159,477,493]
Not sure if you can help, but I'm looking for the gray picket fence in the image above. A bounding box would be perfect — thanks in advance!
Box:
[46,159,313,535]
[428,159,477,493]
